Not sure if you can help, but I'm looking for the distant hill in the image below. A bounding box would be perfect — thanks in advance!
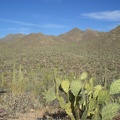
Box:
[58,28,84,42]
[16,32,60,46]
[58,25,120,43]
[0,33,26,41]
[0,25,120,48]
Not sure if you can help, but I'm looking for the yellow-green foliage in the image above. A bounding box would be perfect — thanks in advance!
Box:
[61,79,70,93]
[42,87,56,103]
[80,72,88,80]
[43,72,120,120]
[109,79,120,95]
[98,90,109,104]
[101,103,119,120]
[10,65,29,95]
[70,80,82,96]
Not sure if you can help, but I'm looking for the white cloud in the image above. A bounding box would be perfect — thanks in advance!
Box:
[81,10,120,21]
[0,18,65,28]
[0,18,42,27]
[0,27,30,31]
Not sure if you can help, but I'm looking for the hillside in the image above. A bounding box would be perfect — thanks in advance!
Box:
[0,25,119,59]
[0,25,119,77]
[0,33,26,41]
[58,27,84,41]
[14,33,60,46]
[0,25,120,45]
[0,25,119,43]
[0,25,120,120]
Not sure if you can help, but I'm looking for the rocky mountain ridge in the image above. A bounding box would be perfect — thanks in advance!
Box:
[0,25,120,44]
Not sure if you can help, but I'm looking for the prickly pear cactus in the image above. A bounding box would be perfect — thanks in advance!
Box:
[101,103,119,120]
[54,77,61,88]
[94,85,102,91]
[43,87,56,103]
[89,78,94,86]
[98,90,109,104]
[80,72,88,80]
[70,80,82,96]
[65,102,72,115]
[65,102,75,120]
[85,83,91,92]
[59,96,66,109]
[92,107,101,120]
[93,85,102,98]
[88,98,97,116]
[109,79,120,95]
[61,79,70,93]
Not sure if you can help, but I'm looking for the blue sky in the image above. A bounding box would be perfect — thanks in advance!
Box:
[0,0,120,38]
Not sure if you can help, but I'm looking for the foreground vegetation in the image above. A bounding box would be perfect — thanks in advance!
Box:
[43,72,120,120]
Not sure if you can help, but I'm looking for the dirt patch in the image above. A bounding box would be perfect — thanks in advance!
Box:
[0,106,69,120]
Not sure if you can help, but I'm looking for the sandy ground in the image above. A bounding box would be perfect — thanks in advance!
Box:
[4,107,67,120]
[15,110,45,120]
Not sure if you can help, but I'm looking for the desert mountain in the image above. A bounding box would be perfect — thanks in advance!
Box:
[10,32,62,47]
[109,25,120,35]
[0,25,120,47]
[0,33,26,41]
[58,28,84,42]
[107,25,120,43]
[57,27,107,42]
[94,25,120,47]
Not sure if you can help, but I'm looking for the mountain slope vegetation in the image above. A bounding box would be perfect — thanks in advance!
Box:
[0,25,119,119]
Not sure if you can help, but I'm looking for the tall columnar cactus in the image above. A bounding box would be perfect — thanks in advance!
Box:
[10,65,28,95]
